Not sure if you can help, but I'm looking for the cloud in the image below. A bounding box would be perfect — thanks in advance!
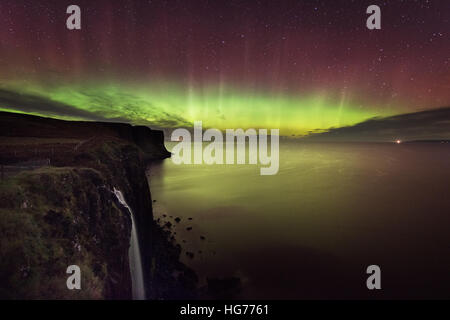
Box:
[304,107,450,142]
[0,88,112,121]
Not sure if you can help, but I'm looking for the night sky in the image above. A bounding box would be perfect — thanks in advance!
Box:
[0,0,449,136]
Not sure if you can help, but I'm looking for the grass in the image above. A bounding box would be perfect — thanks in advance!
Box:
[0,166,126,299]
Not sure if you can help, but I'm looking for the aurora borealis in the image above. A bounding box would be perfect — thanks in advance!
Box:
[0,0,449,136]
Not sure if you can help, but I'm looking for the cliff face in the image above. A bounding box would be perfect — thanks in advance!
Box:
[0,112,190,299]
[65,138,157,298]
[0,167,132,299]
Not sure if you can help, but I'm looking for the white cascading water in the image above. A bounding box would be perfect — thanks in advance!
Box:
[113,188,146,300]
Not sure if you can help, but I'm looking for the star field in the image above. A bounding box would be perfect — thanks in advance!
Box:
[0,0,448,135]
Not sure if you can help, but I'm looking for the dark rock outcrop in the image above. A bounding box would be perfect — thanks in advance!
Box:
[0,111,171,160]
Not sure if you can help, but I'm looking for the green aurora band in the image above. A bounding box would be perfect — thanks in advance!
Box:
[0,80,398,136]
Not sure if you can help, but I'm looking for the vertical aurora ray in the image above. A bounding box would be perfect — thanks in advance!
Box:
[0,0,447,134]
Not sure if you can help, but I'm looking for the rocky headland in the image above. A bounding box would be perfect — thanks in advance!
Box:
[0,111,197,299]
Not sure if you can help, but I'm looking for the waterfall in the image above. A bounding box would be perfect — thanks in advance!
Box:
[113,188,146,300]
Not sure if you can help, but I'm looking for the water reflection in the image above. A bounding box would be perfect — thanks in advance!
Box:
[148,141,450,299]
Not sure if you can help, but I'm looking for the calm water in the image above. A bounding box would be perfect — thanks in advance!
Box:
[147,141,450,299]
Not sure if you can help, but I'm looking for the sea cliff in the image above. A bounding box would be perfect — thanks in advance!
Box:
[0,112,196,299]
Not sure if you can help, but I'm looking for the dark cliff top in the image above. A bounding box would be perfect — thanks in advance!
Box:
[0,111,158,139]
[0,111,170,163]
